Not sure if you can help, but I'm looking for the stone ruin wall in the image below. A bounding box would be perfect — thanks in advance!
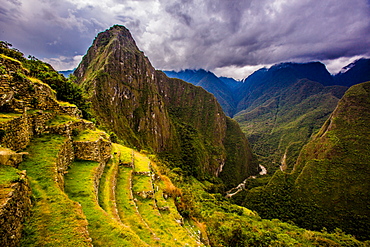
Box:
[55,139,75,191]
[0,171,32,247]
[0,112,33,152]
[73,137,112,163]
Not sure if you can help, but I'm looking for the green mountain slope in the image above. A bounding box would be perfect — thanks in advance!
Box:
[235,79,347,172]
[241,81,370,240]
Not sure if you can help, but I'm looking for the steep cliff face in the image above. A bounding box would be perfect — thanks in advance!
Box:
[156,72,256,185]
[75,25,257,184]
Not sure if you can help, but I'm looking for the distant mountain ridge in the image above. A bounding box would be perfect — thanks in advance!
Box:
[165,59,370,116]
[334,58,370,86]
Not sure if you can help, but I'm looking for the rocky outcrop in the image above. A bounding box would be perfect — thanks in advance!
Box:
[75,26,174,153]
[0,170,31,247]
[0,55,80,117]
[0,148,27,167]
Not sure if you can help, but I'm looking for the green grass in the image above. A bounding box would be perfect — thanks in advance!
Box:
[73,129,108,142]
[153,178,203,246]
[97,154,120,220]
[18,135,91,246]
[98,143,126,223]
[28,77,56,93]
[57,101,76,107]
[65,159,147,247]
[0,164,20,185]
[0,53,22,65]
[0,164,21,205]
[130,149,201,246]
[133,193,179,246]
[0,113,22,123]
[113,144,158,245]
[46,114,78,127]
[132,153,201,246]
[132,175,152,192]
[133,151,151,172]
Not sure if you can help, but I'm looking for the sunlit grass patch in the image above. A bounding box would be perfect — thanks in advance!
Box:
[0,164,20,185]
[133,151,151,172]
[46,114,77,127]
[65,159,146,246]
[0,112,22,123]
[73,129,108,142]
[18,135,91,246]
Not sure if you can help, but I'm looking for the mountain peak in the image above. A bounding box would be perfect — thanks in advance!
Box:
[334,58,370,86]
[93,24,138,51]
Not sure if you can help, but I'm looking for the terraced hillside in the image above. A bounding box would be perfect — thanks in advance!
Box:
[65,142,203,246]
[1,112,203,246]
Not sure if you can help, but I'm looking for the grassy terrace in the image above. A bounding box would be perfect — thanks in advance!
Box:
[18,135,91,247]
[0,113,22,123]
[0,164,20,185]
[98,145,120,221]
[46,114,78,127]
[113,144,158,245]
[0,164,21,205]
[131,151,201,246]
[153,178,203,246]
[73,129,108,142]
[133,151,151,172]
[65,159,147,247]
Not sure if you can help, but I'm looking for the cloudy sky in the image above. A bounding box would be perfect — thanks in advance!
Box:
[1,0,369,79]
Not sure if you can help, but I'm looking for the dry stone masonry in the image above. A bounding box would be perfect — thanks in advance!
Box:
[0,170,31,247]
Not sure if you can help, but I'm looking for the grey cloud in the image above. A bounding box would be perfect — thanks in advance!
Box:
[1,0,369,76]
[165,1,194,26]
